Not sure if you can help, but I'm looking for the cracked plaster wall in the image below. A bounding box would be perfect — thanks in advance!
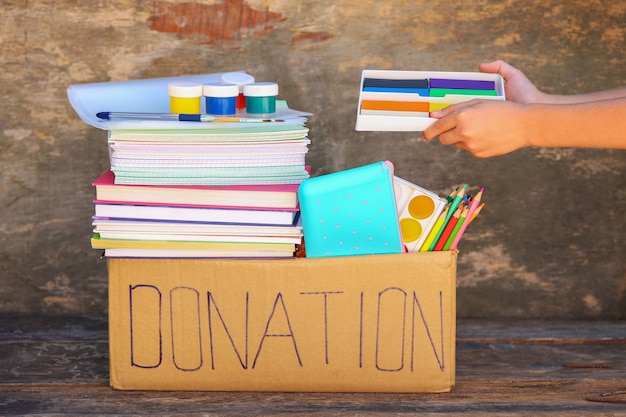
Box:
[0,0,624,318]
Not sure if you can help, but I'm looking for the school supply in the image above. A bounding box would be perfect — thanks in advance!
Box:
[90,233,296,253]
[299,161,484,257]
[68,71,313,258]
[424,185,466,251]
[97,111,286,123]
[448,188,484,250]
[67,72,311,130]
[71,71,486,259]
[299,161,404,258]
[393,176,447,252]
[355,69,505,131]
[107,125,311,186]
[92,201,300,226]
[93,170,301,209]
[424,186,485,252]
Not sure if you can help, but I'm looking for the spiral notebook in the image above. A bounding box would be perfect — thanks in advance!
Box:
[299,161,404,258]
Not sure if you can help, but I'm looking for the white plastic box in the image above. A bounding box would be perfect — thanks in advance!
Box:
[355,69,506,132]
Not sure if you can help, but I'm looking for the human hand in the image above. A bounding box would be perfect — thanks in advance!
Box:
[422,99,532,158]
[479,60,544,104]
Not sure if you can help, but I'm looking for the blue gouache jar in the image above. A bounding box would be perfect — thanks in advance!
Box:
[203,83,239,115]
[244,82,279,115]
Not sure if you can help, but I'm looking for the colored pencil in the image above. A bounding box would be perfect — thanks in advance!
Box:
[449,188,483,250]
[419,206,448,252]
[434,205,462,251]
[446,185,460,203]
[443,203,470,251]
[468,203,484,224]
[428,185,466,251]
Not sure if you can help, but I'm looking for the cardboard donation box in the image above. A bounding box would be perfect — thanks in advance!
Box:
[107,251,457,392]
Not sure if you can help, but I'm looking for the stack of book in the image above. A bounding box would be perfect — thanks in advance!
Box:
[91,120,310,259]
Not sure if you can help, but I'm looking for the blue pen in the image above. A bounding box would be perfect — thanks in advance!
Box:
[96,112,284,123]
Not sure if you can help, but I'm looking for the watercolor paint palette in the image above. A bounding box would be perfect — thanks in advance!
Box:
[393,176,447,252]
[355,69,505,132]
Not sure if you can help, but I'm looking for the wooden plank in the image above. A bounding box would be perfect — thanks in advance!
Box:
[0,315,108,340]
[2,332,623,384]
[457,342,626,380]
[0,381,625,416]
[1,317,625,416]
[457,319,626,343]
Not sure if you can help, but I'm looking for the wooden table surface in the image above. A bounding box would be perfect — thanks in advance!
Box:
[0,316,624,416]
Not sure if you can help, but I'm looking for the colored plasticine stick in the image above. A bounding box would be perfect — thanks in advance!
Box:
[429,78,495,90]
[434,205,462,251]
[428,185,466,251]
[359,109,430,117]
[449,188,483,250]
[429,102,452,112]
[429,88,498,97]
[443,204,469,250]
[363,78,429,89]
[362,87,430,95]
[361,100,430,112]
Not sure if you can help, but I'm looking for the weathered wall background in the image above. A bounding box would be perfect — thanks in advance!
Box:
[0,0,624,318]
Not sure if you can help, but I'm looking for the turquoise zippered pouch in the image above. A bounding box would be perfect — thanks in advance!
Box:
[299,161,403,258]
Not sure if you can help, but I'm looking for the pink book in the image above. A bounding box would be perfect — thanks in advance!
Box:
[92,170,300,209]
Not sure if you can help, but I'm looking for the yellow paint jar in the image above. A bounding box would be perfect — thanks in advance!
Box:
[168,81,203,114]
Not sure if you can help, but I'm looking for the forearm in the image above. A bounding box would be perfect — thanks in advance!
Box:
[525,97,626,149]
[535,86,626,105]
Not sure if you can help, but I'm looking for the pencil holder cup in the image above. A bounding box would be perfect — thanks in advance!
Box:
[244,82,278,115]
[168,81,203,114]
[203,83,238,115]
